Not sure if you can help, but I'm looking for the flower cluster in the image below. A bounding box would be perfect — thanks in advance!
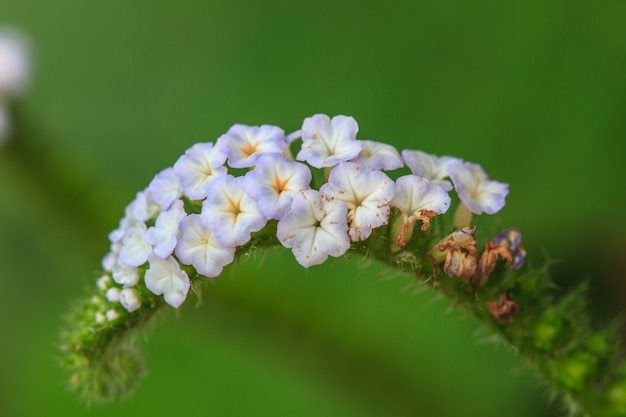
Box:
[0,28,30,144]
[92,113,519,321]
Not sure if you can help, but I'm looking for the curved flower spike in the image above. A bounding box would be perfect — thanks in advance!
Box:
[217,124,287,168]
[296,114,362,168]
[277,189,350,267]
[320,162,394,241]
[242,154,312,220]
[402,150,460,192]
[436,227,478,277]
[447,161,509,215]
[175,214,235,278]
[350,140,404,171]
[173,142,228,200]
[389,175,451,247]
[201,175,267,247]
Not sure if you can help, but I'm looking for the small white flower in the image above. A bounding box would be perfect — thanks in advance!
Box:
[277,190,350,267]
[390,175,451,246]
[296,114,362,168]
[119,288,141,312]
[402,150,460,192]
[175,214,235,277]
[111,262,139,287]
[217,124,286,168]
[106,287,121,303]
[95,312,106,324]
[118,222,152,267]
[148,167,182,210]
[349,140,404,171]
[96,275,111,291]
[201,175,267,247]
[145,199,187,258]
[173,142,228,200]
[242,154,312,220]
[128,189,160,222]
[105,309,119,321]
[0,29,30,97]
[320,162,394,241]
[447,161,509,215]
[144,255,191,308]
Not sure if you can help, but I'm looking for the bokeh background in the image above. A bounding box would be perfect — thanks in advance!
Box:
[1,1,625,416]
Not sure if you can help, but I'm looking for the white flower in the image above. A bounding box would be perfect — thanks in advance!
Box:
[144,199,187,258]
[173,142,228,200]
[277,190,350,267]
[217,124,286,168]
[0,29,30,97]
[175,214,235,277]
[242,154,312,220]
[148,167,182,210]
[401,150,460,192]
[106,287,121,303]
[349,140,404,171]
[105,309,119,321]
[119,288,141,312]
[112,261,139,287]
[144,255,190,308]
[96,275,111,290]
[201,175,267,247]
[447,161,509,215]
[320,162,394,241]
[118,222,152,267]
[128,189,160,222]
[390,175,451,247]
[296,114,362,168]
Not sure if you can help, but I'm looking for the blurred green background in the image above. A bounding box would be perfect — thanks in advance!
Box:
[1,1,625,416]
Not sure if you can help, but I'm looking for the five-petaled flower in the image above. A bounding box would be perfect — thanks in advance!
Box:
[277,190,350,267]
[448,161,509,215]
[296,114,362,168]
[217,124,286,168]
[320,162,394,241]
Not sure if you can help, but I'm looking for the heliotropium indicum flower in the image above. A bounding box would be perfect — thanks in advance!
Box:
[389,175,451,247]
[144,199,186,258]
[144,254,191,308]
[148,167,182,210]
[242,154,312,220]
[277,189,350,267]
[217,124,287,168]
[173,142,228,200]
[201,175,267,247]
[296,114,362,168]
[447,161,509,215]
[349,140,404,171]
[65,113,532,406]
[402,150,460,192]
[320,162,394,241]
[175,214,235,277]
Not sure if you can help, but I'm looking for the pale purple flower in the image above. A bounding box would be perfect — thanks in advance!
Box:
[0,29,30,96]
[350,140,404,171]
[144,254,190,308]
[217,124,286,168]
[277,190,350,267]
[148,167,182,210]
[119,288,141,312]
[118,222,152,267]
[173,142,228,200]
[144,199,187,258]
[296,114,362,168]
[242,154,312,220]
[402,150,460,192]
[320,162,394,241]
[106,287,121,303]
[128,189,160,222]
[447,161,509,215]
[175,214,235,277]
[389,175,451,247]
[111,262,139,287]
[201,175,267,247]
